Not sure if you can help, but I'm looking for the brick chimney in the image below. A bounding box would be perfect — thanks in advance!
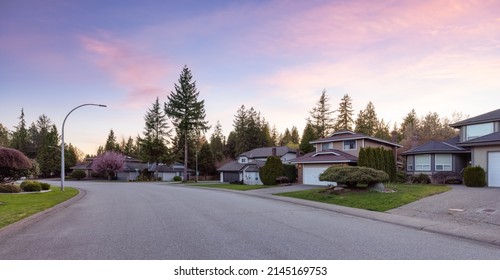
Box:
[272,147,277,156]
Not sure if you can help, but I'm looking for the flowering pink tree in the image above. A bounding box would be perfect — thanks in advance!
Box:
[92,151,125,180]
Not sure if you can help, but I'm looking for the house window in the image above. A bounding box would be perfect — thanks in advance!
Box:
[415,154,431,171]
[343,140,356,150]
[240,158,247,163]
[407,156,414,171]
[466,123,493,140]
[321,143,331,151]
[435,154,452,171]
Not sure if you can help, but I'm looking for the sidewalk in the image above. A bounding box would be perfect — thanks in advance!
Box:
[244,184,500,246]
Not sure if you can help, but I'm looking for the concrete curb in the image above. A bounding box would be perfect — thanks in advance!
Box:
[0,188,86,238]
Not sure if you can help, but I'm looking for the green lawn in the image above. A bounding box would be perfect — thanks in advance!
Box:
[276,184,451,212]
[0,187,79,229]
[188,183,271,191]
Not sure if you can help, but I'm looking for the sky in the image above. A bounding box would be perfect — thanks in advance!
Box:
[1,0,500,156]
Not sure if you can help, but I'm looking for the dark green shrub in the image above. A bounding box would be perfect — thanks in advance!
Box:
[40,182,51,190]
[173,175,182,182]
[71,170,86,180]
[464,166,486,187]
[394,171,408,183]
[358,147,396,181]
[432,172,462,184]
[411,173,431,184]
[259,156,285,185]
[0,183,22,193]
[319,166,389,187]
[283,164,297,182]
[20,180,42,192]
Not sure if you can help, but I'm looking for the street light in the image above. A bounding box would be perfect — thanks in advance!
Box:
[61,103,106,191]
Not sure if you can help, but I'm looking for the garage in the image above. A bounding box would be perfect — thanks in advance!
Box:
[303,164,336,186]
[488,152,500,187]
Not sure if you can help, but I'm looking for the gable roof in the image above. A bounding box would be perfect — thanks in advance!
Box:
[310,130,403,148]
[239,146,297,158]
[217,160,265,172]
[290,149,358,164]
[450,108,500,127]
[457,131,500,147]
[401,136,469,155]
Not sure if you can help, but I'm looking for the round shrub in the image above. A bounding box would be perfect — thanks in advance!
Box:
[173,176,182,182]
[412,173,431,184]
[20,180,42,192]
[464,166,486,187]
[319,166,389,187]
[40,182,51,191]
[0,183,22,193]
[259,156,285,185]
[71,170,86,180]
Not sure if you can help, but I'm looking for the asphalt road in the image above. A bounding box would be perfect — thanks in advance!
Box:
[1,181,500,260]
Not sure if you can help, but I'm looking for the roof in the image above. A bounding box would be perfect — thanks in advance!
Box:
[239,146,297,158]
[217,160,265,172]
[290,149,358,164]
[401,136,469,155]
[450,108,500,127]
[310,130,403,148]
[457,131,500,147]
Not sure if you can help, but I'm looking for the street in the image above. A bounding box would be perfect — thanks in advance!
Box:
[1,181,499,259]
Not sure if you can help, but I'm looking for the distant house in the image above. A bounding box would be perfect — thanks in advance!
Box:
[401,136,470,180]
[291,130,402,186]
[217,146,299,185]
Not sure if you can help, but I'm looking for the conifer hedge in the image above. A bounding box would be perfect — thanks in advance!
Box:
[357,147,396,181]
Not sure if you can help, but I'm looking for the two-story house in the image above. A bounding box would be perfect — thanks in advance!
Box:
[291,130,402,186]
[402,108,500,187]
[451,108,500,187]
[217,146,299,185]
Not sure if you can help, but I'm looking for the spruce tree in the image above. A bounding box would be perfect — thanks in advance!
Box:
[141,97,171,169]
[10,108,29,155]
[210,120,225,163]
[355,101,378,136]
[307,89,335,138]
[334,94,354,131]
[165,65,209,181]
[104,129,120,152]
[299,123,316,154]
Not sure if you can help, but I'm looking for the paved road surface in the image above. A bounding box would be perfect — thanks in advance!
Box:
[1,181,499,259]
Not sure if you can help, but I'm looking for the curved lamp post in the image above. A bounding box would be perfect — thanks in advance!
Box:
[61,103,106,191]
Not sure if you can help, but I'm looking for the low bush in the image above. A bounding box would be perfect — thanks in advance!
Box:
[432,172,462,184]
[173,176,182,182]
[319,166,389,187]
[411,173,431,184]
[393,171,408,183]
[40,182,51,190]
[71,170,86,180]
[20,180,42,192]
[464,166,486,187]
[0,183,22,193]
[283,164,297,183]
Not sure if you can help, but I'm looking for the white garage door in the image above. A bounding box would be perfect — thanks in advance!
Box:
[488,152,500,187]
[303,165,336,186]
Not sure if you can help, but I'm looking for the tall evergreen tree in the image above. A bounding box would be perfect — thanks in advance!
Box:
[334,94,354,131]
[280,128,292,146]
[10,108,29,155]
[104,129,120,152]
[0,123,9,146]
[225,131,237,158]
[36,124,60,177]
[290,126,300,145]
[198,141,216,176]
[299,123,316,153]
[354,101,378,136]
[270,125,280,146]
[165,65,209,181]
[210,120,225,163]
[141,97,171,168]
[307,89,335,138]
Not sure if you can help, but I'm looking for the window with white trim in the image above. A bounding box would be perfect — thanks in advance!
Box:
[407,156,414,171]
[321,143,331,151]
[415,154,431,171]
[466,123,494,140]
[343,140,356,150]
[435,154,452,171]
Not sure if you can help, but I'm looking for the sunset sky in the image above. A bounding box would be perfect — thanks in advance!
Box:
[1,0,499,155]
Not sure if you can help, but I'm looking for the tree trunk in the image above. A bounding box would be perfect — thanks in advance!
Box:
[183,133,188,182]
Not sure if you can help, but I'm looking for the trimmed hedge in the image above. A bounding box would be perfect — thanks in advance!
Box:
[40,182,51,190]
[71,170,86,180]
[283,164,297,183]
[411,173,431,184]
[259,156,285,185]
[464,166,486,187]
[319,166,389,187]
[0,184,22,193]
[173,176,182,182]
[20,180,42,192]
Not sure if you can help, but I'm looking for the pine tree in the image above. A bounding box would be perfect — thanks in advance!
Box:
[334,94,354,131]
[10,108,29,155]
[165,66,210,181]
[280,128,292,146]
[104,129,120,152]
[0,123,9,146]
[307,89,335,138]
[198,141,216,176]
[354,101,378,136]
[225,131,237,158]
[141,97,171,169]
[290,126,300,144]
[299,123,316,154]
[210,120,225,163]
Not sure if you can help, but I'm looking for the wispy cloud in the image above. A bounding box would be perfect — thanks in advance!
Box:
[79,33,170,107]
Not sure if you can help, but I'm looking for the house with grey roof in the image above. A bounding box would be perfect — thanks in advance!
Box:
[450,108,500,187]
[217,146,298,185]
[401,136,470,181]
[291,130,402,186]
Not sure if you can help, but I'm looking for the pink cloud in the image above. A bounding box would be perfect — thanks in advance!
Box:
[79,34,170,107]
